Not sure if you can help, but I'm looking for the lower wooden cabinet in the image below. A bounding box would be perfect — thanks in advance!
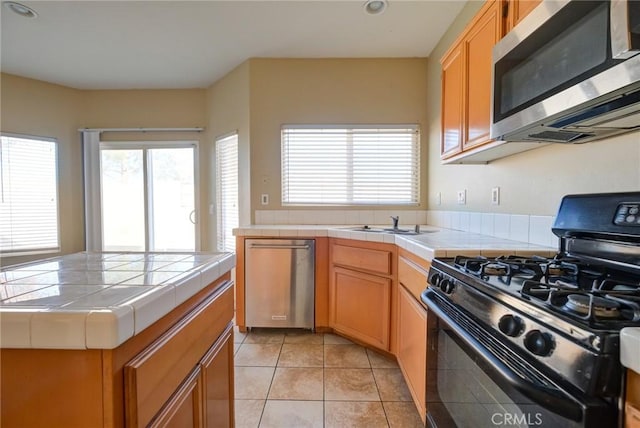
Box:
[397,251,430,423]
[125,282,235,428]
[201,327,234,428]
[397,284,428,424]
[627,370,640,428]
[150,367,204,428]
[0,276,234,428]
[330,266,391,350]
[148,325,234,428]
[329,239,396,351]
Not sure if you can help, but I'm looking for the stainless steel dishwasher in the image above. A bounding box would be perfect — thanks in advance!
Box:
[245,238,315,329]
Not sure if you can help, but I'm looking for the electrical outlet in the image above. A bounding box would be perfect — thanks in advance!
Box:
[261,194,269,205]
[491,187,500,205]
[457,190,466,205]
[436,192,442,205]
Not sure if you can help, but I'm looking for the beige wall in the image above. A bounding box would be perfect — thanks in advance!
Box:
[426,1,640,216]
[0,73,85,266]
[0,74,211,262]
[82,89,210,249]
[248,58,429,220]
[205,60,252,249]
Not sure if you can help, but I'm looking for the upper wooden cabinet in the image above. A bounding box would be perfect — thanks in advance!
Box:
[440,0,541,163]
[440,0,505,160]
[505,0,542,32]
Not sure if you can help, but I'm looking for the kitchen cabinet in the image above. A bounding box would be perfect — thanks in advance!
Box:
[505,0,541,32]
[627,370,640,428]
[0,276,234,428]
[440,0,504,161]
[397,250,430,424]
[125,285,234,428]
[329,239,397,351]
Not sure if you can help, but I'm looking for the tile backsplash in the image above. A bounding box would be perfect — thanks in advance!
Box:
[254,210,558,248]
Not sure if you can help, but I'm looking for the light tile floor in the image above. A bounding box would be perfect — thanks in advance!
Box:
[233,327,424,428]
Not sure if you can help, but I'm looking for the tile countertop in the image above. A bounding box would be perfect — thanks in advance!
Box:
[236,224,640,374]
[0,251,236,350]
[234,224,557,260]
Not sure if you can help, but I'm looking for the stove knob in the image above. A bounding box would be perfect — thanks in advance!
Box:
[524,330,554,357]
[498,315,524,337]
[439,278,455,294]
[429,273,441,287]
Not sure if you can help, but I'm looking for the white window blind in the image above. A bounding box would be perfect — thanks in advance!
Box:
[282,125,420,205]
[216,133,239,252]
[0,135,59,254]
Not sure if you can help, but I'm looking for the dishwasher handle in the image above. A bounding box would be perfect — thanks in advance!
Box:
[249,244,311,250]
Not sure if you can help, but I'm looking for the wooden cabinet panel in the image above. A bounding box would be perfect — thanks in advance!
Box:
[149,367,203,428]
[330,266,391,349]
[201,326,234,428]
[398,255,429,300]
[628,370,640,428]
[125,283,234,428]
[332,243,392,275]
[506,0,541,31]
[440,0,504,161]
[397,284,428,423]
[441,43,464,157]
[464,2,501,149]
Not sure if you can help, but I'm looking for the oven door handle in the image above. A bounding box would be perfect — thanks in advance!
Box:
[423,291,583,422]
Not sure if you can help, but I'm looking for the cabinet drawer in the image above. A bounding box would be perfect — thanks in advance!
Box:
[125,281,234,428]
[332,243,391,275]
[398,256,429,300]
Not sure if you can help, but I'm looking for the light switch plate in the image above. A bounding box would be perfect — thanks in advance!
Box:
[261,194,269,205]
[491,187,500,205]
[436,192,442,205]
[457,190,466,205]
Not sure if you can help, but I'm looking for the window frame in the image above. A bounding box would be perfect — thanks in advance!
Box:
[215,131,239,252]
[0,132,61,257]
[281,124,421,207]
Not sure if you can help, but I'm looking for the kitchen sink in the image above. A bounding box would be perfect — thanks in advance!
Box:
[344,226,437,235]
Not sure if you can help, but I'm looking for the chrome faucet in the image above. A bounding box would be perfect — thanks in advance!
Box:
[390,216,399,230]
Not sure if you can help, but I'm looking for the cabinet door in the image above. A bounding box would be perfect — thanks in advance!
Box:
[330,266,391,350]
[464,0,502,150]
[440,43,464,157]
[397,285,428,423]
[201,326,234,428]
[507,0,541,31]
[149,367,203,428]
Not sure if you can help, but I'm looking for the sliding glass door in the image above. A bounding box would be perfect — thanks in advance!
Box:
[100,143,196,252]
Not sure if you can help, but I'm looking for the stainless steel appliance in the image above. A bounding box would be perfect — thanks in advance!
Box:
[422,192,640,427]
[245,238,315,329]
[491,0,640,143]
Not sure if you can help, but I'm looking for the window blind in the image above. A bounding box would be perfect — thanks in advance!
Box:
[0,135,59,254]
[282,125,420,205]
[216,133,239,252]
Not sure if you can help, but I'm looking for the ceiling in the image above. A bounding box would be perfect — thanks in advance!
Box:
[1,0,466,90]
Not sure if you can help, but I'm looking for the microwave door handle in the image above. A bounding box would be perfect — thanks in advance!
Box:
[423,293,583,422]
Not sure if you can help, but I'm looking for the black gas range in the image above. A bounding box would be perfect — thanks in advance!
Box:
[422,193,640,428]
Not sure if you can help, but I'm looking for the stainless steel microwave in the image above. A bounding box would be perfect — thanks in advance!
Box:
[490,0,640,143]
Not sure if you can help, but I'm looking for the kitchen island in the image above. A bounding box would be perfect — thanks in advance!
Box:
[0,251,236,428]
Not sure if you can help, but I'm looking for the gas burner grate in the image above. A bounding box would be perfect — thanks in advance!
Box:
[521,279,640,324]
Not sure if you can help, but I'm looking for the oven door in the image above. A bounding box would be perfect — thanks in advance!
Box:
[422,289,615,428]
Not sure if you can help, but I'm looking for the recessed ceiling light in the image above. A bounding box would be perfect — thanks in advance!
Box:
[3,1,38,18]
[364,0,388,15]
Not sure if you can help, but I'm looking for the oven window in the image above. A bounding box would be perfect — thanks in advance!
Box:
[427,326,581,428]
[495,1,610,120]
